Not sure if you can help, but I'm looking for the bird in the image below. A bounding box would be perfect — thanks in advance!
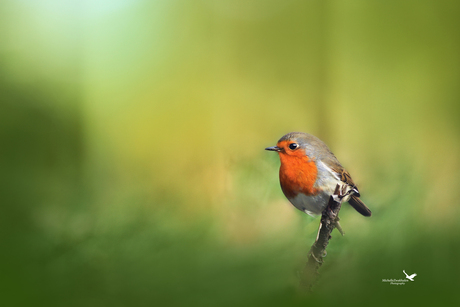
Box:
[403,270,417,281]
[265,132,371,217]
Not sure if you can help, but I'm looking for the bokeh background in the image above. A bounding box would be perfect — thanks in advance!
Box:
[1,0,460,306]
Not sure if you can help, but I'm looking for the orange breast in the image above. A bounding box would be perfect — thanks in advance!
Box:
[279,153,319,198]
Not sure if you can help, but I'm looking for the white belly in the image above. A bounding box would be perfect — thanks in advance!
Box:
[288,191,331,216]
[286,159,343,216]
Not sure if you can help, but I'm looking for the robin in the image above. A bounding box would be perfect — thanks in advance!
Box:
[265,132,371,217]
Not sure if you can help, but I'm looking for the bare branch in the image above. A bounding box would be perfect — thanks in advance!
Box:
[300,183,352,291]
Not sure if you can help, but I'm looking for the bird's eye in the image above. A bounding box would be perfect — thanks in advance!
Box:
[289,143,298,150]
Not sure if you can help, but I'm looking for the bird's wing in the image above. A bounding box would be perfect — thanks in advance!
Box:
[321,155,360,195]
[409,274,417,279]
[321,154,372,216]
[336,168,359,195]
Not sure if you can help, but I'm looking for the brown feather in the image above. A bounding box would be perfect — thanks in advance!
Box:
[348,195,372,216]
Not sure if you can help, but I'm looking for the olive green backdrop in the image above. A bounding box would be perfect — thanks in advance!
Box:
[1,1,459,306]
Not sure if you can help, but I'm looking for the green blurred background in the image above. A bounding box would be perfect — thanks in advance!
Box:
[1,0,459,306]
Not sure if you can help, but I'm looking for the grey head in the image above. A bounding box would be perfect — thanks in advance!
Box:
[266,132,339,165]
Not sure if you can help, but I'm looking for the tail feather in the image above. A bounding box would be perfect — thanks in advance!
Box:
[348,195,372,217]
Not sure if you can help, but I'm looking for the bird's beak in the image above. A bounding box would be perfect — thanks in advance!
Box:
[265,146,281,152]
